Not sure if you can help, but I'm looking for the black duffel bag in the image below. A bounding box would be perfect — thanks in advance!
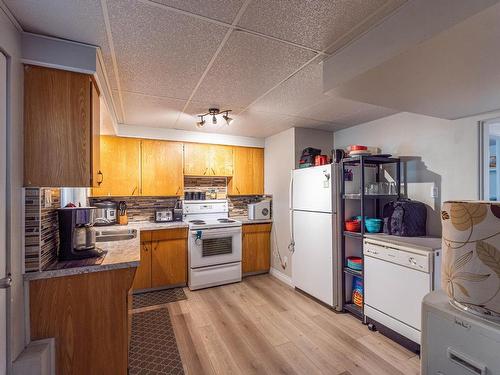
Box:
[383,198,427,237]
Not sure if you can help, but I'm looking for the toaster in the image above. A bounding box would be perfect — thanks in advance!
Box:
[248,200,271,220]
[155,209,173,222]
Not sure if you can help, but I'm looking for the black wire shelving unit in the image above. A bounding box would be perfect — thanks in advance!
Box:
[340,155,401,322]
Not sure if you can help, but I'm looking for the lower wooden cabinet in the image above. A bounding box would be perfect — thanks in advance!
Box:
[132,228,187,291]
[29,268,135,374]
[151,228,188,288]
[242,223,272,274]
[131,231,152,290]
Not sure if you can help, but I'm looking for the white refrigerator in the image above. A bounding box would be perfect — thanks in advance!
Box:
[290,164,341,309]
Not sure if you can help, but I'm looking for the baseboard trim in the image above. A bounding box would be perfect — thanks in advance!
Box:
[269,268,294,287]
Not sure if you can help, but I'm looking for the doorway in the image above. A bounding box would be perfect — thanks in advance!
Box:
[480,119,500,200]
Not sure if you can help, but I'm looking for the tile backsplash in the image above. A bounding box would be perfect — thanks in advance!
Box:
[184,176,227,198]
[228,195,272,218]
[24,188,60,272]
[89,196,178,222]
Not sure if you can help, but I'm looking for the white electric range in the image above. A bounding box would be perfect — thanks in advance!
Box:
[183,200,242,290]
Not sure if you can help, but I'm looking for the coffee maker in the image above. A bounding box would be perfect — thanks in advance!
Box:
[58,207,104,260]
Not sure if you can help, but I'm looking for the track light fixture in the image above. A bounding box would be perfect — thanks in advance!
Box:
[222,111,233,126]
[196,116,205,128]
[196,108,233,128]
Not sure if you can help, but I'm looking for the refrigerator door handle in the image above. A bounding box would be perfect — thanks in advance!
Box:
[289,172,295,253]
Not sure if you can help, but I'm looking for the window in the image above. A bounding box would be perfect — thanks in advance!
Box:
[480,119,500,200]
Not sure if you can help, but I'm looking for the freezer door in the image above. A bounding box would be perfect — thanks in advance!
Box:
[292,210,335,307]
[292,165,334,213]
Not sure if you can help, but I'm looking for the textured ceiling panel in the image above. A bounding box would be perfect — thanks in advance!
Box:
[193,30,316,108]
[107,0,228,99]
[118,90,186,128]
[238,0,398,51]
[250,59,325,115]
[4,0,119,89]
[148,0,246,23]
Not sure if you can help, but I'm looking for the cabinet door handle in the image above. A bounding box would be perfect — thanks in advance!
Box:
[97,170,103,185]
[236,186,240,194]
[211,168,216,175]
[203,168,208,175]
[131,186,137,195]
[176,186,181,195]
[142,242,149,252]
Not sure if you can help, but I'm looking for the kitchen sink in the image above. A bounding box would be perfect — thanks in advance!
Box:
[95,228,137,242]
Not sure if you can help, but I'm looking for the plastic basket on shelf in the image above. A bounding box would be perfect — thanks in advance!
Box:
[352,276,364,307]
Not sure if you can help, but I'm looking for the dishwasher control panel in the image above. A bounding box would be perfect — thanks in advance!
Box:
[364,242,430,273]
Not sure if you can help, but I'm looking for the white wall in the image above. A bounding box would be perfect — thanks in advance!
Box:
[265,128,295,277]
[294,128,334,168]
[265,127,334,278]
[0,4,25,369]
[334,111,485,235]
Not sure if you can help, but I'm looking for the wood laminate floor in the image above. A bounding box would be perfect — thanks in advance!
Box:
[167,274,420,375]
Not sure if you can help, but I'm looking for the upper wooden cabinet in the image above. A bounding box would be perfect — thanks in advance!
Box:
[228,147,264,195]
[24,65,100,187]
[141,140,183,196]
[184,143,233,176]
[92,136,141,196]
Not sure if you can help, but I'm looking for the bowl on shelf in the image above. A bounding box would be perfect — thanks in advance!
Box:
[345,220,361,232]
[346,256,363,271]
[365,218,383,233]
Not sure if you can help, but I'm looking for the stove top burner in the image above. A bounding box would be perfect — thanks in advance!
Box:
[189,220,206,225]
[217,219,235,223]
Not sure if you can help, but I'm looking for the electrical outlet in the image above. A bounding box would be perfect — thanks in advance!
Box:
[44,189,52,208]
[431,185,439,198]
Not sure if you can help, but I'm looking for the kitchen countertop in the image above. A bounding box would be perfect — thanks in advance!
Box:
[364,233,442,252]
[24,221,188,281]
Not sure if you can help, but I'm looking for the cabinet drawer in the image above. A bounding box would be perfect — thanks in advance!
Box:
[242,223,272,234]
[189,262,241,290]
[151,228,188,241]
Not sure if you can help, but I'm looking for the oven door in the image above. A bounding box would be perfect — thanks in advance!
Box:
[189,227,242,268]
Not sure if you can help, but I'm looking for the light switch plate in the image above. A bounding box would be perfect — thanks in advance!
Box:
[431,185,439,198]
[44,189,52,208]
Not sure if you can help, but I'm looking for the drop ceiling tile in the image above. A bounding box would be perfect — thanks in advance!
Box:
[107,0,228,99]
[192,31,317,108]
[238,0,399,51]
[148,0,246,23]
[249,59,326,115]
[118,91,186,128]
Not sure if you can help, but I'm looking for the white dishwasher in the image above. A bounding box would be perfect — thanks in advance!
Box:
[363,236,441,345]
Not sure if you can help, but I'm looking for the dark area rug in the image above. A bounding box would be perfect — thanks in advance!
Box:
[133,288,187,310]
[129,308,184,375]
